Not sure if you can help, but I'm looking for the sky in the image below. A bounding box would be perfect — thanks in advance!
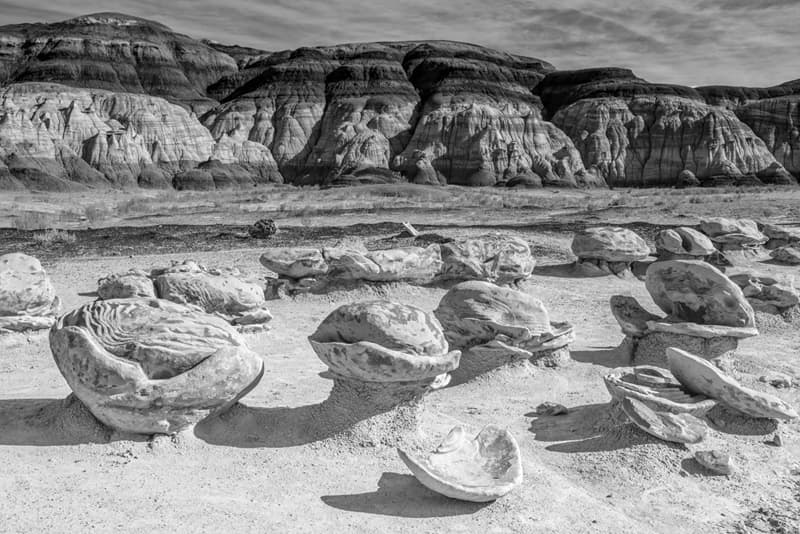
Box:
[1,0,797,87]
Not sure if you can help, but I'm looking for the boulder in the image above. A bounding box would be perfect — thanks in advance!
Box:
[770,246,800,265]
[259,248,329,279]
[571,227,650,263]
[97,270,156,300]
[0,252,60,332]
[248,219,277,239]
[438,235,535,284]
[398,425,523,502]
[152,261,272,326]
[49,298,264,434]
[655,227,716,258]
[677,170,701,188]
[759,223,800,248]
[667,347,798,420]
[645,260,755,327]
[694,450,734,475]
[728,271,799,314]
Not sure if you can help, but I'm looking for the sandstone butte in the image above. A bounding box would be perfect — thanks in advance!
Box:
[0,12,797,191]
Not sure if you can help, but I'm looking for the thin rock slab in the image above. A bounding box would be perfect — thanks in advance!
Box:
[667,347,798,421]
[621,397,708,444]
[0,252,60,332]
[49,298,265,434]
[604,367,717,416]
[398,425,523,502]
[610,295,661,337]
[645,260,755,327]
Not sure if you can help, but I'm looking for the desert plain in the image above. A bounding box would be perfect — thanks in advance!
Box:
[0,185,798,533]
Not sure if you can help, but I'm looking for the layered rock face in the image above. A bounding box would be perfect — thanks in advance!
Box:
[540,70,786,187]
[0,13,237,112]
[0,83,280,189]
[0,12,798,190]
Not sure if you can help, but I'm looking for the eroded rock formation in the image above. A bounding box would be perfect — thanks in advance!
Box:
[0,12,798,189]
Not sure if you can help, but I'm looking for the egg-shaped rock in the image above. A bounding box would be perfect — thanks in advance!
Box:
[655,227,716,257]
[49,298,265,434]
[571,227,650,262]
[0,252,60,332]
[645,260,755,327]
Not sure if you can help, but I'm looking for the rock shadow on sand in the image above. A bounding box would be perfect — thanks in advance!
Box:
[0,396,115,446]
[321,472,488,518]
[569,342,632,368]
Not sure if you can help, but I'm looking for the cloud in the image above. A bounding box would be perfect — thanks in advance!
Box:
[0,0,795,86]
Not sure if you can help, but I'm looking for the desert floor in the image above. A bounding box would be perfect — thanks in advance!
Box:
[1,185,799,533]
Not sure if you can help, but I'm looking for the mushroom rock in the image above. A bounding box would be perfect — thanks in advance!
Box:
[667,347,798,421]
[308,300,460,446]
[727,270,799,315]
[434,281,574,380]
[654,227,716,260]
[604,366,717,416]
[49,298,265,434]
[770,246,800,265]
[611,260,757,365]
[97,269,156,300]
[322,245,442,283]
[151,261,272,331]
[620,397,708,444]
[438,235,535,285]
[571,227,650,277]
[698,218,768,263]
[0,252,61,333]
[398,425,523,502]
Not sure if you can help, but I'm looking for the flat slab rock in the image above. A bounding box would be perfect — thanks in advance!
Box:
[571,227,650,262]
[667,347,798,421]
[645,260,755,328]
[621,396,708,444]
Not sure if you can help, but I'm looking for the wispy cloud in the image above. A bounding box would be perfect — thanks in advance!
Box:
[0,0,795,86]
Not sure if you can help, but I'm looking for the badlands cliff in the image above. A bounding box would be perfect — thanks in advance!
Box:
[0,13,797,191]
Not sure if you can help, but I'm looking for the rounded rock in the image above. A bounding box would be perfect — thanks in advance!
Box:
[571,227,650,263]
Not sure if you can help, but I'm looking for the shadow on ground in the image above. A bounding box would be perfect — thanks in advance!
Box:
[320,472,487,518]
[0,396,114,446]
[570,343,631,368]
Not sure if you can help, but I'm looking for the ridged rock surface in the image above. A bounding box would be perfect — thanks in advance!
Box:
[1,12,799,189]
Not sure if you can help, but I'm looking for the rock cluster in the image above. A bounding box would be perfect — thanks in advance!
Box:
[728,271,799,316]
[611,260,757,365]
[571,227,650,276]
[698,218,767,263]
[260,235,534,297]
[49,298,264,434]
[654,227,715,260]
[434,281,574,380]
[0,252,61,333]
[308,300,460,445]
[97,260,272,331]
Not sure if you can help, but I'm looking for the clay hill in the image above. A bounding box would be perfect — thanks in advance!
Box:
[0,12,798,191]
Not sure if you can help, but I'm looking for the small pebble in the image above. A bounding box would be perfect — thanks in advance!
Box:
[769,433,783,447]
[694,450,734,475]
[536,402,568,416]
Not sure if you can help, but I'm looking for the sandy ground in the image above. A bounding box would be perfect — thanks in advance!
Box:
[1,225,799,533]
